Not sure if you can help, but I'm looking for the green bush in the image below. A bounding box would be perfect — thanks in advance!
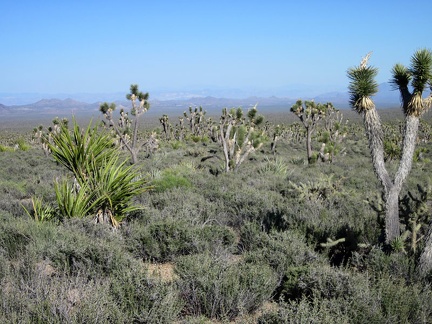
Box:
[241,226,322,291]
[259,268,432,323]
[16,138,30,151]
[0,144,14,152]
[125,219,236,262]
[109,264,183,323]
[5,217,134,277]
[175,252,278,321]
[151,169,192,193]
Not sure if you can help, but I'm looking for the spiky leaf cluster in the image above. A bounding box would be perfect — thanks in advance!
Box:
[126,84,150,116]
[390,64,411,90]
[390,49,432,116]
[48,120,150,225]
[99,102,116,114]
[410,49,432,94]
[247,107,264,126]
[347,65,379,113]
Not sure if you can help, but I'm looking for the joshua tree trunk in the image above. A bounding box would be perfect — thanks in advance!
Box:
[306,127,313,163]
[384,186,400,242]
[363,108,400,243]
[394,115,419,189]
[221,123,233,172]
[384,115,420,242]
[363,108,392,193]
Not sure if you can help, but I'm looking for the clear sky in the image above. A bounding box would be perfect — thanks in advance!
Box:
[1,0,431,98]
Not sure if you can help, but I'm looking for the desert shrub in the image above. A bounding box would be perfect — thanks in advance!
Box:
[204,176,289,229]
[281,172,379,248]
[11,218,134,277]
[126,219,195,262]
[0,255,182,323]
[109,264,183,323]
[151,169,192,193]
[144,186,224,225]
[258,297,353,324]
[125,219,236,262]
[0,214,181,323]
[0,270,124,323]
[194,225,237,253]
[263,262,432,323]
[175,252,278,321]
[349,246,416,279]
[241,225,322,287]
[0,222,32,259]
[15,138,30,151]
[373,275,432,323]
[42,232,131,277]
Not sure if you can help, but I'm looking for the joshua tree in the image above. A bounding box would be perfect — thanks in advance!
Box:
[290,100,337,163]
[219,105,265,172]
[184,106,207,136]
[159,114,171,140]
[100,84,150,164]
[347,49,432,244]
[317,109,348,162]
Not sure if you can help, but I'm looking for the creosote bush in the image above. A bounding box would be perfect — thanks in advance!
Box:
[175,252,278,321]
[125,219,237,262]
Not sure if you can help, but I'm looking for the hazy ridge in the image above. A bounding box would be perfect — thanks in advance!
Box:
[0,83,402,118]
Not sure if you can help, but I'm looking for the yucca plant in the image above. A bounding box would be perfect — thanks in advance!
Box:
[22,196,55,222]
[48,118,114,183]
[54,179,98,219]
[88,155,150,227]
[47,119,151,227]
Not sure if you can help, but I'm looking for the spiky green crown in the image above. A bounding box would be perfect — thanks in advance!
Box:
[410,49,432,94]
[99,102,116,114]
[347,65,378,113]
[390,64,411,90]
[390,49,432,116]
[290,100,304,115]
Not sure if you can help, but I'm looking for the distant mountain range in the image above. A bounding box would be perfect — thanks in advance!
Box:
[0,83,402,117]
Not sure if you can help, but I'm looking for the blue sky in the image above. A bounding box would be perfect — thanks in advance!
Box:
[1,0,431,99]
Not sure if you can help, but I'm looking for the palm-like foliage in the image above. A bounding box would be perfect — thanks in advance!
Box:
[88,155,149,224]
[54,179,98,219]
[347,65,379,112]
[390,49,432,116]
[48,119,114,182]
[409,49,432,116]
[290,100,336,163]
[48,120,150,227]
[410,49,432,95]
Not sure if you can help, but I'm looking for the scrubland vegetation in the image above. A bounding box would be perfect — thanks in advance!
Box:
[0,107,430,323]
[1,50,432,323]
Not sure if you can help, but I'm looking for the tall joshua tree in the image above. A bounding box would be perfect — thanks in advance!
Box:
[290,100,336,164]
[219,105,264,172]
[348,49,432,244]
[100,84,150,164]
